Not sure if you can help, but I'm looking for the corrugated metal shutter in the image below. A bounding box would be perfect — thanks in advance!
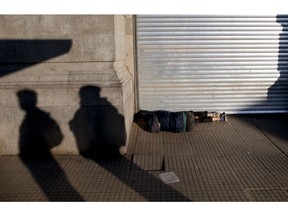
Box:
[136,15,288,114]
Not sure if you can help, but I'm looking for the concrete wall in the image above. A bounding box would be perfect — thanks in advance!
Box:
[0,15,135,155]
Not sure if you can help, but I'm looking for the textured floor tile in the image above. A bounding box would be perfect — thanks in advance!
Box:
[132,155,163,171]
[85,170,128,194]
[232,168,281,189]
[187,131,224,156]
[65,171,95,193]
[133,130,164,155]
[127,170,190,201]
[0,172,42,194]
[203,189,248,201]
[95,156,132,173]
[245,188,288,201]
[84,192,126,201]
[256,153,288,170]
[0,192,47,201]
[54,156,73,169]
[64,156,102,172]
[165,155,198,171]
[0,156,26,172]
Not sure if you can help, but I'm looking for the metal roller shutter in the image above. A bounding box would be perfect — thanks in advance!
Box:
[136,15,288,114]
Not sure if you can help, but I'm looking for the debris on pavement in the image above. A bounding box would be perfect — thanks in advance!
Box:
[159,171,180,184]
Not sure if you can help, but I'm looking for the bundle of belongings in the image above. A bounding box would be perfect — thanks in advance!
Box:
[134,110,227,133]
[194,111,227,123]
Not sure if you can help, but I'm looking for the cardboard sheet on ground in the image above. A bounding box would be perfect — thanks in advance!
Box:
[159,171,179,184]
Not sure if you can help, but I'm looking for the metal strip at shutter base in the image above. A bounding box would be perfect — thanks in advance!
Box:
[136,15,288,114]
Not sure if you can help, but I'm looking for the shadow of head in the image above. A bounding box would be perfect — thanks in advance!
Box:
[80,85,101,105]
[17,89,37,111]
[70,85,126,159]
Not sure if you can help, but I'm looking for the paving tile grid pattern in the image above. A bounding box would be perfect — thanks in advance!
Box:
[0,115,288,201]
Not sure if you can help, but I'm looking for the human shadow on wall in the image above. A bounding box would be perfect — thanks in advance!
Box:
[0,39,72,77]
[239,15,288,148]
[17,89,84,201]
[69,85,190,201]
[239,15,288,113]
[258,15,288,146]
[69,85,126,158]
[266,15,288,113]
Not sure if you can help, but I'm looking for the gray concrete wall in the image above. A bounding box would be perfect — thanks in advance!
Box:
[0,15,135,155]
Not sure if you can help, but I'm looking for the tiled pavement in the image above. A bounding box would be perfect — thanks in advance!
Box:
[0,115,288,201]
